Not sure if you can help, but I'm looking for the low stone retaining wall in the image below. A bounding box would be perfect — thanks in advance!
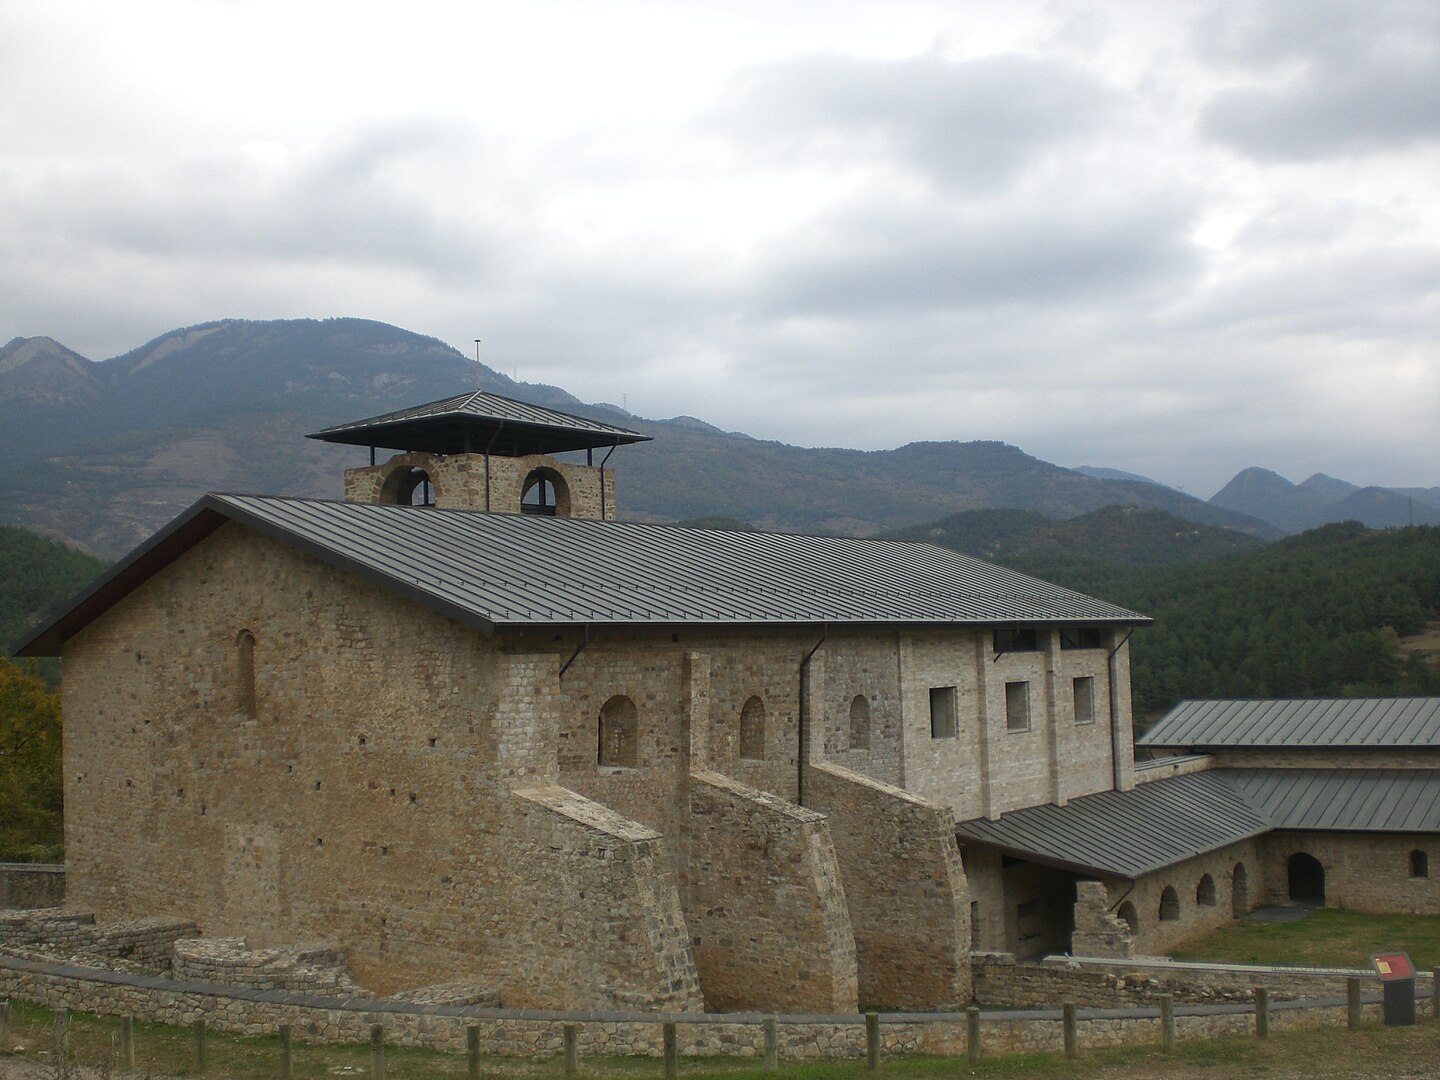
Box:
[0,864,63,909]
[0,952,1407,1061]
[0,910,196,970]
[173,937,368,998]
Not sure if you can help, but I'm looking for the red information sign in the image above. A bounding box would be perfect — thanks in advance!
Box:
[1372,952,1415,981]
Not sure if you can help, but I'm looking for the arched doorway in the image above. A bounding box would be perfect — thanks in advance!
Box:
[1287,852,1325,903]
[1116,901,1138,934]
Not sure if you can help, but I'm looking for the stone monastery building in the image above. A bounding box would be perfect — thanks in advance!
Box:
[18,392,1439,1011]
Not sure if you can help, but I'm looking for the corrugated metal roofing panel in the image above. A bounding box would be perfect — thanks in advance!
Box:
[14,493,1150,655]
[307,391,650,455]
[1138,698,1440,750]
[1223,769,1440,832]
[954,771,1272,879]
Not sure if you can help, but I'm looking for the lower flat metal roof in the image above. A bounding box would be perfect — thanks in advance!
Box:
[956,767,1440,880]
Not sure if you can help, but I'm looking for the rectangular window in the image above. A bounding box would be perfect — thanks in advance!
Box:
[1005,681,1030,732]
[993,628,1039,653]
[1060,626,1104,650]
[929,686,957,739]
[1073,676,1095,725]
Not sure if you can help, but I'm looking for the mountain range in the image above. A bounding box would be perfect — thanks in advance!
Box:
[0,318,1428,556]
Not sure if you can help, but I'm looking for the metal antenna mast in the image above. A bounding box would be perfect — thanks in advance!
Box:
[474,339,482,390]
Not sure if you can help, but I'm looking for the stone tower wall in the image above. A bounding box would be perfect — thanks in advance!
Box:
[344,451,617,519]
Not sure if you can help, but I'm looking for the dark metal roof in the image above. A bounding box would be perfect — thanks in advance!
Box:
[1223,769,1440,833]
[14,493,1150,656]
[1138,698,1440,750]
[954,771,1272,879]
[307,391,651,457]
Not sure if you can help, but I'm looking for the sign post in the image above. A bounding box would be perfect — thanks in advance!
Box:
[1372,952,1417,1026]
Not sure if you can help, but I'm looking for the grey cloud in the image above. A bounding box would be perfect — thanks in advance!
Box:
[1195,0,1440,158]
[711,53,1119,192]
[752,199,1201,317]
[14,120,497,274]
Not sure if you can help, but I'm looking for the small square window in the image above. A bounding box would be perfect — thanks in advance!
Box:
[929,686,957,739]
[1005,681,1030,732]
[1073,676,1095,725]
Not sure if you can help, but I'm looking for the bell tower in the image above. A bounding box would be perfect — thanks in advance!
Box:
[308,391,650,520]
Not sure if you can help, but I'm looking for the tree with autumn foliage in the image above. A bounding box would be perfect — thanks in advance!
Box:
[0,656,63,861]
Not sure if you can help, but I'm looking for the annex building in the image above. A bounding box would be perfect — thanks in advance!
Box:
[16,390,1437,1011]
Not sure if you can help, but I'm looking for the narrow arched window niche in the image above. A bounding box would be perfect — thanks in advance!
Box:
[1158,885,1179,922]
[1411,849,1429,879]
[235,629,257,717]
[1196,874,1216,906]
[848,694,871,751]
[598,695,639,768]
[1116,901,1138,934]
[739,696,766,761]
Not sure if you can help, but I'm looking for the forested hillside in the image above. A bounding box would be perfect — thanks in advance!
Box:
[998,523,1440,722]
[1,525,107,674]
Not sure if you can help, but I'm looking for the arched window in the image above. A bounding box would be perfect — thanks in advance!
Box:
[1232,863,1250,917]
[739,696,766,761]
[521,468,570,517]
[381,465,436,506]
[1196,874,1216,906]
[235,630,256,717]
[1410,850,1429,879]
[1158,885,1179,921]
[598,695,638,767]
[1116,901,1138,934]
[849,695,871,750]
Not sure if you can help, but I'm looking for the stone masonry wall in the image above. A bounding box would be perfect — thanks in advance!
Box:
[0,910,197,969]
[896,629,1124,822]
[1108,838,1268,956]
[506,787,702,1011]
[344,451,617,519]
[686,771,857,1013]
[59,524,699,1010]
[1263,830,1440,913]
[0,863,64,909]
[804,762,970,1008]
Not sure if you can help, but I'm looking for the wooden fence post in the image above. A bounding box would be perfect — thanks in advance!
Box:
[1062,999,1077,1059]
[193,1017,207,1074]
[763,1016,778,1071]
[1432,968,1439,1023]
[370,1024,385,1080]
[1254,987,1269,1039]
[1347,978,1362,1030]
[866,1011,880,1070]
[279,1024,293,1080]
[966,1005,981,1064]
[121,1014,136,1071]
[663,1021,677,1080]
[54,1008,69,1057]
[467,1024,480,1080]
[1159,994,1175,1052]
[0,1000,9,1044]
[564,1023,578,1080]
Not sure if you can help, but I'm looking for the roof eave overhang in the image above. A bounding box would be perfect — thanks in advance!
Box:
[12,494,499,658]
[306,417,651,457]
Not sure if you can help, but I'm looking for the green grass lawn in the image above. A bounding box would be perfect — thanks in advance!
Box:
[1170,908,1440,971]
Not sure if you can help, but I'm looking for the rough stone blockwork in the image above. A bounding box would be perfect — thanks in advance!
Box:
[509,787,703,1011]
[0,909,197,970]
[687,771,858,1013]
[0,864,64,909]
[804,762,971,1008]
[173,937,369,997]
[1070,881,1135,959]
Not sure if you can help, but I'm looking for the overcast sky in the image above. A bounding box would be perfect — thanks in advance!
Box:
[2,0,1436,497]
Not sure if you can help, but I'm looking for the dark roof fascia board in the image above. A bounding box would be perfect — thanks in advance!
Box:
[12,495,498,658]
[956,838,1135,882]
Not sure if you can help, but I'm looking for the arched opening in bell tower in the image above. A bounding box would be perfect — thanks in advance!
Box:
[521,468,570,517]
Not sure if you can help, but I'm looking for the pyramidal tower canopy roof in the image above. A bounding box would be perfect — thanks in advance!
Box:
[308,390,652,457]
